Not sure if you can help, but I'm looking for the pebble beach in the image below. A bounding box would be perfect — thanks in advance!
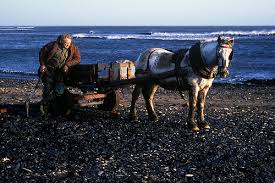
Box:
[0,78,274,182]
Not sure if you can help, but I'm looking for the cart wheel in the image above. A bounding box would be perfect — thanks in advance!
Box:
[97,90,120,112]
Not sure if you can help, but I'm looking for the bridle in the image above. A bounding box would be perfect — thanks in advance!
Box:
[216,43,233,74]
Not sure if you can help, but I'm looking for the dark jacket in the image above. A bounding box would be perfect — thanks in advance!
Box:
[39,41,81,68]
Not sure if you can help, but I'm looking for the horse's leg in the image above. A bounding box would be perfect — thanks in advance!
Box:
[188,87,200,131]
[197,87,210,129]
[142,84,159,121]
[129,85,142,120]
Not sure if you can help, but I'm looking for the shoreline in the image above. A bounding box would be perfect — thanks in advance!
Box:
[0,78,274,182]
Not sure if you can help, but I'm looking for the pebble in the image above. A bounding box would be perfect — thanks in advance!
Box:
[2,157,10,162]
[185,174,194,177]
[98,171,104,176]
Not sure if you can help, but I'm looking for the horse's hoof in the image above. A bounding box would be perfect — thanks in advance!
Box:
[192,126,200,132]
[204,124,210,129]
[188,122,200,132]
[198,122,210,129]
[129,114,138,121]
[111,111,120,118]
[149,115,159,122]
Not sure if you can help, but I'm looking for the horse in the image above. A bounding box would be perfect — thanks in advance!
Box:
[129,36,234,131]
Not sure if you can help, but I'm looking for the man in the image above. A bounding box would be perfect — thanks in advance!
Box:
[39,33,81,115]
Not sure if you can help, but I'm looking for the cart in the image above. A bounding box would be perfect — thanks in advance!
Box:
[48,60,180,115]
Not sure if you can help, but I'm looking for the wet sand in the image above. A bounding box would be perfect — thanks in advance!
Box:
[0,78,274,182]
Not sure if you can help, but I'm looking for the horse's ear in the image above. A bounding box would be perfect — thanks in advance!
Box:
[217,36,222,43]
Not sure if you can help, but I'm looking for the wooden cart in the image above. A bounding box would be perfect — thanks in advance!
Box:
[55,60,136,115]
[49,60,180,115]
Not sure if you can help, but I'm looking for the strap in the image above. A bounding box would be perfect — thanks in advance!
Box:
[175,71,186,100]
[146,49,160,71]
[173,50,188,100]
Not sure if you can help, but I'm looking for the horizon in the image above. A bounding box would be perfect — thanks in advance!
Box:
[1,25,275,27]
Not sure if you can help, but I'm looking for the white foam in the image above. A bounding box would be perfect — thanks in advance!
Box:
[0,26,34,31]
[72,29,275,41]
[17,26,35,29]
[153,30,275,37]
[72,33,90,38]
[210,30,275,36]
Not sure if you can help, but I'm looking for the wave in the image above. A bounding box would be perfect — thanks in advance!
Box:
[73,33,140,40]
[210,30,275,36]
[138,32,153,35]
[0,26,34,31]
[72,29,275,41]
[73,33,106,39]
[72,33,207,40]
[152,30,275,37]
[16,26,35,29]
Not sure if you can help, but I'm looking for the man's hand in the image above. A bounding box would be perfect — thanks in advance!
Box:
[39,65,46,73]
[63,64,69,73]
[38,65,46,78]
[39,65,46,75]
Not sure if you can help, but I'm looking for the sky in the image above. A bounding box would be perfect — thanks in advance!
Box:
[0,0,274,26]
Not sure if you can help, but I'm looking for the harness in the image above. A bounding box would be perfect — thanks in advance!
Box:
[172,49,189,99]
[141,41,233,100]
[144,48,189,100]
[145,48,161,72]
[189,42,218,79]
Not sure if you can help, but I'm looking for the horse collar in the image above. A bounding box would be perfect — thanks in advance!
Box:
[189,42,216,79]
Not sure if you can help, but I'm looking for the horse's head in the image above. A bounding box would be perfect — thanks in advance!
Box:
[216,36,234,78]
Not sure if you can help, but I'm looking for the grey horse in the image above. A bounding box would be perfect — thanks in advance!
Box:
[129,36,234,131]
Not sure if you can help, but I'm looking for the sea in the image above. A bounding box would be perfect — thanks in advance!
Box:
[0,26,274,84]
